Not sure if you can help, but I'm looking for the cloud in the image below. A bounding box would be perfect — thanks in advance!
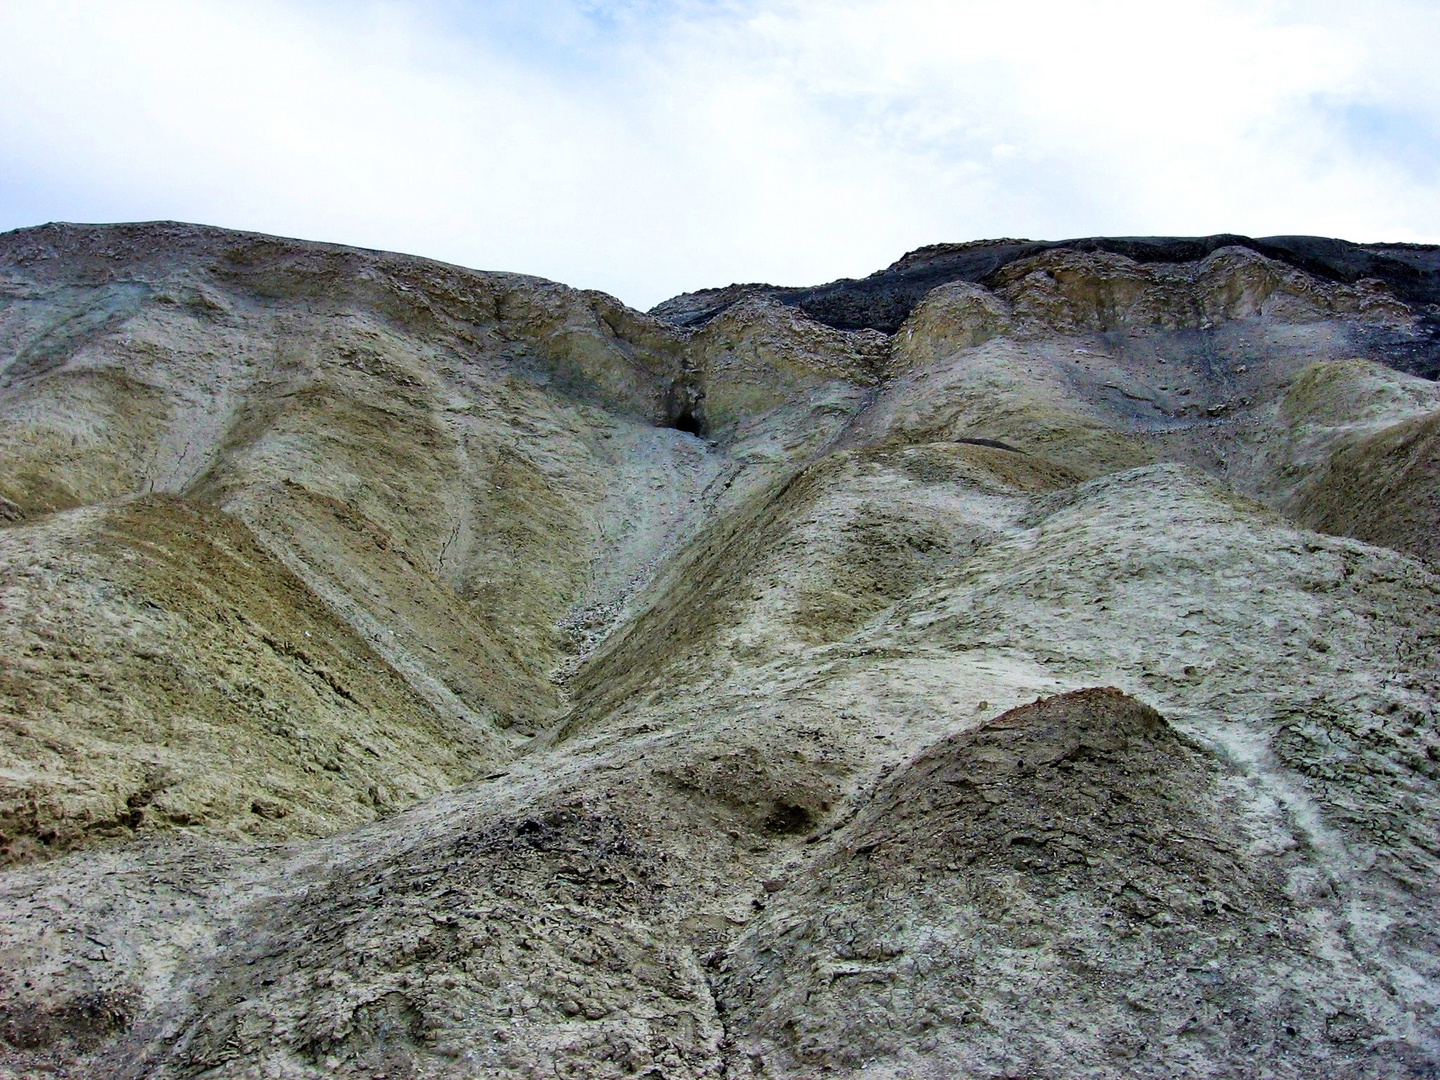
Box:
[1,0,1437,308]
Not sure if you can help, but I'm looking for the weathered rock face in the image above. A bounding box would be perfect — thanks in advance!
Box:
[0,221,1437,1078]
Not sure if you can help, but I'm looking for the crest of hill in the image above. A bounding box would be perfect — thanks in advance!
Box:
[651,234,1440,379]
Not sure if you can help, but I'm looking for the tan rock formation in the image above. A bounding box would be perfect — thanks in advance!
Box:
[0,222,1437,1077]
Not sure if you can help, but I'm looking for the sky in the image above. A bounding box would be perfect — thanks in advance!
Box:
[1,1,1438,310]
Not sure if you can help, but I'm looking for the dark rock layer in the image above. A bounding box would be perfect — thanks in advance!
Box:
[652,234,1440,379]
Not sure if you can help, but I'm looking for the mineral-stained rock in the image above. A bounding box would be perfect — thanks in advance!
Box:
[0,221,1437,1077]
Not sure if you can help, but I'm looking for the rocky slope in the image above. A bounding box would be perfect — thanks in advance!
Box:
[0,222,1437,1078]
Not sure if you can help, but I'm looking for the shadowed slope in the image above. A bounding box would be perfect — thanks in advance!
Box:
[1291,409,1440,564]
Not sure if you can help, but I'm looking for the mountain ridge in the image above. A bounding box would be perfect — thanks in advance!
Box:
[650,231,1440,382]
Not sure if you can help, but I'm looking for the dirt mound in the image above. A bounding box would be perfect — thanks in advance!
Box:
[717,688,1432,1078]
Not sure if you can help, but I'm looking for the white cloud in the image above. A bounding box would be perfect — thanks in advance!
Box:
[0,0,1437,308]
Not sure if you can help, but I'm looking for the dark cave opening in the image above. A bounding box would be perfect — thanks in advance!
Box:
[671,404,707,438]
[762,801,814,835]
[672,409,704,436]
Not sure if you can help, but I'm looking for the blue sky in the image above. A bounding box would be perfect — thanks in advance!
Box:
[2,0,1438,309]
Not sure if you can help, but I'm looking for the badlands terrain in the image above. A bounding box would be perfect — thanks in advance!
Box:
[0,221,1438,1078]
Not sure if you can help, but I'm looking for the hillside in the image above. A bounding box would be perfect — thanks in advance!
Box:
[1,221,1437,1078]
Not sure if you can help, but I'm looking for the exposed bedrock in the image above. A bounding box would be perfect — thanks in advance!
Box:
[0,221,1437,1077]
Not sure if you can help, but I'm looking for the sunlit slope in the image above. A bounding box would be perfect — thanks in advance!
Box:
[0,496,508,864]
[0,222,720,858]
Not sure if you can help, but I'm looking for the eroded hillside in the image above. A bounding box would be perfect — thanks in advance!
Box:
[1,222,1437,1078]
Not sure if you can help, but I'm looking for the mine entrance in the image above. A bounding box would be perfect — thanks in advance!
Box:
[672,405,706,437]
